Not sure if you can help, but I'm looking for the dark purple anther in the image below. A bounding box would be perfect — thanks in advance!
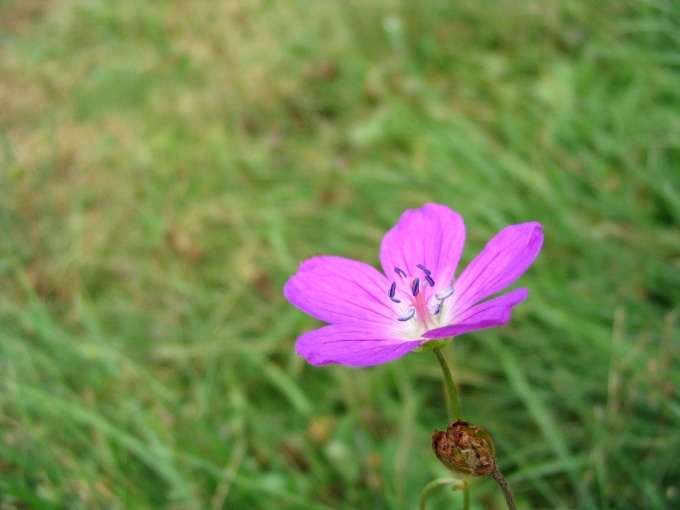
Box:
[412,278,420,297]
[416,264,431,275]
[394,267,407,278]
[425,275,435,287]
[388,281,401,303]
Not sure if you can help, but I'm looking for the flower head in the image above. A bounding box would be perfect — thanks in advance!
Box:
[284,203,543,367]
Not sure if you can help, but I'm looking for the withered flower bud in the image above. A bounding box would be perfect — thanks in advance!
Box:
[432,419,496,477]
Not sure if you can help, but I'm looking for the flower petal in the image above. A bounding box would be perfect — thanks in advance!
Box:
[450,222,543,316]
[283,256,396,326]
[380,203,465,287]
[423,288,529,338]
[296,324,422,367]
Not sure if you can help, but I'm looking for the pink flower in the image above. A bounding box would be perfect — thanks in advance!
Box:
[284,204,543,367]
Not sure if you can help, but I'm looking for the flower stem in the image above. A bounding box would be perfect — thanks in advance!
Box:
[418,478,467,510]
[491,469,517,510]
[433,347,469,510]
[433,348,460,419]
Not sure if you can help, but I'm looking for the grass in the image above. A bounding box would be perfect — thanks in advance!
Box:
[1,0,679,508]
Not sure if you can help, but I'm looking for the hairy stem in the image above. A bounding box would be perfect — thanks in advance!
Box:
[491,469,517,510]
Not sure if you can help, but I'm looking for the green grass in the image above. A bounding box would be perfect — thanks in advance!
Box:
[1,0,679,508]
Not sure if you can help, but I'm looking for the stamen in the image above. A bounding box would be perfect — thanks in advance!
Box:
[412,278,420,297]
[416,264,431,275]
[388,281,401,303]
[394,267,407,278]
[435,286,455,301]
[397,308,416,322]
[425,275,435,287]
[427,303,441,315]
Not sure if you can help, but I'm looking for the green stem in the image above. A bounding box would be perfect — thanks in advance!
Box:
[433,347,469,510]
[418,478,466,510]
[433,348,460,419]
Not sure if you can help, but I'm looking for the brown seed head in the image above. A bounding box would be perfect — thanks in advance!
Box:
[432,419,496,477]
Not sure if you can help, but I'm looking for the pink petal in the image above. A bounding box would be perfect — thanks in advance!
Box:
[380,203,465,286]
[423,288,529,338]
[450,222,543,316]
[283,256,396,327]
[296,324,422,367]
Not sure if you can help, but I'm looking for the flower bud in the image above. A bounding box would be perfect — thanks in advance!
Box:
[432,419,496,477]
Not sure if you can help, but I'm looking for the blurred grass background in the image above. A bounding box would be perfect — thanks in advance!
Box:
[1,0,679,508]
